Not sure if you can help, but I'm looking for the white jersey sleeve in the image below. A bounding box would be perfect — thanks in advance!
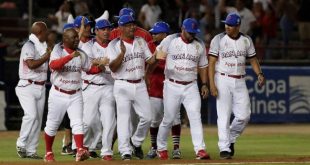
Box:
[22,41,35,61]
[157,34,179,53]
[208,34,222,57]
[138,37,152,61]
[50,43,64,62]
[245,35,256,57]
[197,40,208,68]
[107,39,121,63]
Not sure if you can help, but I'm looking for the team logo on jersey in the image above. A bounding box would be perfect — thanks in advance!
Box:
[195,44,200,54]
[243,39,248,47]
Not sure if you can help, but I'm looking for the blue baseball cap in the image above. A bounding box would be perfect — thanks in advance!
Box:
[182,18,200,34]
[222,12,241,26]
[95,19,112,29]
[149,21,170,34]
[63,23,74,31]
[118,15,135,26]
[74,16,91,28]
[115,8,135,19]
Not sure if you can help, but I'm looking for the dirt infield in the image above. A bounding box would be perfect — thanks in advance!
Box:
[1,124,309,164]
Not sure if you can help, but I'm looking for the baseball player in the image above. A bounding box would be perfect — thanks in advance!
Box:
[109,7,153,150]
[72,15,101,158]
[15,21,51,159]
[82,19,116,161]
[110,7,153,42]
[107,15,157,160]
[155,18,210,160]
[208,12,265,159]
[145,21,182,159]
[60,22,75,156]
[43,28,105,162]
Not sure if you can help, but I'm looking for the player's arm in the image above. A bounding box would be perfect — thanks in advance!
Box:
[248,56,265,87]
[49,51,79,70]
[109,40,125,72]
[198,66,209,99]
[26,47,52,69]
[208,55,218,97]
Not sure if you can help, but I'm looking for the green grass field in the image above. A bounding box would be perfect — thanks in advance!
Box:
[0,124,309,165]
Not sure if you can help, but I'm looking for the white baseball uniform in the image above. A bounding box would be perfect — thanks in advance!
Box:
[208,32,255,152]
[81,40,116,156]
[76,39,102,153]
[44,43,91,138]
[156,34,208,153]
[107,37,152,156]
[15,36,48,156]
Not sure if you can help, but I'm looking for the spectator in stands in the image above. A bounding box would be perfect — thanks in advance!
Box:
[297,0,310,58]
[139,0,162,30]
[261,4,277,59]
[48,0,72,35]
[275,0,298,58]
[252,1,264,44]
[220,0,256,35]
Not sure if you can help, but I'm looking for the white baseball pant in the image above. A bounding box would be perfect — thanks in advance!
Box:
[157,80,206,153]
[215,73,251,152]
[113,79,152,156]
[150,97,181,128]
[44,86,84,137]
[15,81,46,155]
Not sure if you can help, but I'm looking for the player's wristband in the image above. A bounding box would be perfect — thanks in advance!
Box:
[257,72,264,77]
[201,83,208,87]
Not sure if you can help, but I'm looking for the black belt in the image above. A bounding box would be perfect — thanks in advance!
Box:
[54,86,80,95]
[169,79,193,85]
[220,73,245,79]
[83,80,105,86]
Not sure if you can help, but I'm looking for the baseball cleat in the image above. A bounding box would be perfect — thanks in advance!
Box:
[16,146,27,158]
[157,150,168,160]
[229,143,235,156]
[27,153,43,159]
[75,148,89,161]
[196,150,210,160]
[121,154,132,160]
[220,151,231,159]
[146,147,157,159]
[89,151,99,158]
[102,155,113,161]
[172,148,181,159]
[44,152,55,162]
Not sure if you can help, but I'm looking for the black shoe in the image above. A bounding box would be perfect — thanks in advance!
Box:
[122,154,132,160]
[61,143,74,155]
[130,140,144,159]
[220,151,232,159]
[89,151,99,158]
[229,143,235,156]
[72,149,77,157]
[27,153,43,159]
[16,146,27,158]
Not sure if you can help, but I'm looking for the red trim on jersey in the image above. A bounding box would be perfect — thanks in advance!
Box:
[64,47,74,54]
[122,37,134,44]
[49,54,74,70]
[86,65,102,74]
